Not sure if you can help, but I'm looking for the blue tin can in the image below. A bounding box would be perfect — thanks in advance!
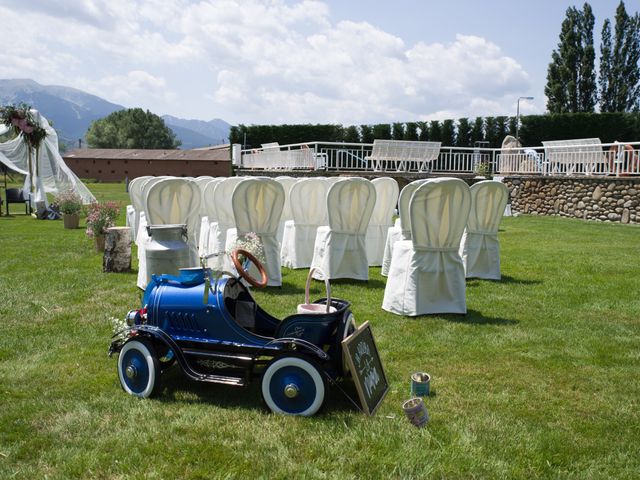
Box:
[410,372,431,397]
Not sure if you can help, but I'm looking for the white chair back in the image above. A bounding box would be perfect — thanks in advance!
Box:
[214,177,246,228]
[290,178,328,226]
[327,178,376,234]
[194,176,215,216]
[468,181,509,234]
[398,179,428,237]
[202,178,223,223]
[232,178,285,236]
[145,178,201,248]
[275,176,297,222]
[231,178,285,286]
[370,177,399,226]
[410,178,471,249]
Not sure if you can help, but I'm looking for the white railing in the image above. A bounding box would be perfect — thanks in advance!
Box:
[239,140,640,176]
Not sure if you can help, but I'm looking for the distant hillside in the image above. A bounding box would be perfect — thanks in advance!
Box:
[0,79,123,147]
[162,115,231,146]
[0,79,232,149]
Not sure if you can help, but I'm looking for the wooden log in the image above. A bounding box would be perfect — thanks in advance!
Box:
[103,226,132,273]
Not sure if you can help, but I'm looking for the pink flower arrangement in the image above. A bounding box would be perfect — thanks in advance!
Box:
[85,201,120,238]
[1,103,46,147]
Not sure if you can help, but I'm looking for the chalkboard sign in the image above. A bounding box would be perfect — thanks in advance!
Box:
[341,321,389,415]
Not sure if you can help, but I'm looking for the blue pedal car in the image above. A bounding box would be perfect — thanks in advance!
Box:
[109,250,356,416]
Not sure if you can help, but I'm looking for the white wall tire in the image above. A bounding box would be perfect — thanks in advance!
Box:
[261,357,325,416]
[118,339,159,398]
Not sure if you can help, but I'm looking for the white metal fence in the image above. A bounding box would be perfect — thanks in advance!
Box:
[239,140,640,177]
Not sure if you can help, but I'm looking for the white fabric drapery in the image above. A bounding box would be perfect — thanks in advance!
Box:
[274,176,297,245]
[366,177,399,266]
[383,178,471,316]
[281,178,328,269]
[0,109,95,205]
[310,178,376,281]
[460,180,509,279]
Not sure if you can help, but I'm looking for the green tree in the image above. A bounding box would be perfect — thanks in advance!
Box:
[428,121,442,142]
[372,123,392,139]
[470,117,485,144]
[417,121,429,141]
[86,108,180,149]
[545,4,597,113]
[343,125,360,143]
[404,122,419,140]
[441,119,455,146]
[484,116,498,147]
[360,124,374,143]
[391,122,405,140]
[343,125,361,143]
[600,2,640,112]
[456,118,471,147]
[508,117,518,137]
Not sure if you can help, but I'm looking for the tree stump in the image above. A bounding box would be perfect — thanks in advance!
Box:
[103,227,132,273]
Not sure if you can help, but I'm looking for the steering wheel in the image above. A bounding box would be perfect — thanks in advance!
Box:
[231,248,268,288]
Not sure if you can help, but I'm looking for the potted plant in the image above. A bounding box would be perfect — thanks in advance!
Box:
[85,201,120,252]
[53,191,83,229]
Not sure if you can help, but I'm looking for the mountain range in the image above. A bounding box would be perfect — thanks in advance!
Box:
[0,79,231,149]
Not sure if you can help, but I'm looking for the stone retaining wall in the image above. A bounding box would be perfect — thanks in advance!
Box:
[503,176,639,224]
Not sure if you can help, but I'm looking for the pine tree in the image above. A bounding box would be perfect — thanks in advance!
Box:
[417,121,429,141]
[391,122,405,140]
[545,4,597,113]
[599,19,614,111]
[470,117,484,144]
[441,120,455,146]
[456,118,471,147]
[599,2,640,112]
[428,121,442,142]
[360,125,374,144]
[404,122,419,140]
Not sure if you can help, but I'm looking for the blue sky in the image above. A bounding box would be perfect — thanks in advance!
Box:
[0,0,632,125]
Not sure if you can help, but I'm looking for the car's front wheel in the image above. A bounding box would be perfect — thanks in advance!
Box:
[118,339,160,398]
[261,356,325,416]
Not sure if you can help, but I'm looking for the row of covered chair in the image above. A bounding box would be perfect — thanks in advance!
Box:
[382,178,508,316]
[126,176,508,317]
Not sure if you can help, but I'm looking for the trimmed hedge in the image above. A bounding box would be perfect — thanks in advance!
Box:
[229,113,640,149]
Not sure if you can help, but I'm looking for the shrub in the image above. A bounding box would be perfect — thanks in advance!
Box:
[53,191,83,215]
[85,201,120,237]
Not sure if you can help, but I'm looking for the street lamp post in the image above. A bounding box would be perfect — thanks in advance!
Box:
[516,96,534,142]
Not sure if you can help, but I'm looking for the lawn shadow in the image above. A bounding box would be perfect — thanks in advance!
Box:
[328,277,387,289]
[466,275,542,288]
[155,367,358,415]
[435,309,518,326]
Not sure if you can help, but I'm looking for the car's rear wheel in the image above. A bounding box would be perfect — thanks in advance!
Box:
[261,356,325,416]
[118,339,160,398]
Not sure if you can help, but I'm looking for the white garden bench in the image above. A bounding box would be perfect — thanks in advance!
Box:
[366,139,441,172]
[542,138,608,175]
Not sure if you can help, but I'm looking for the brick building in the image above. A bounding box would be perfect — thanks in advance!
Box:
[64,145,231,181]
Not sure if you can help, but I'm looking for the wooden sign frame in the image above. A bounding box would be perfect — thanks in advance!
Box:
[341,321,389,415]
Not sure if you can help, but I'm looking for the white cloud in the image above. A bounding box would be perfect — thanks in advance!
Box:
[0,0,533,125]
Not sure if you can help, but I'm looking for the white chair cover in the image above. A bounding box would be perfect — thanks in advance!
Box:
[381,179,428,276]
[127,176,152,244]
[135,176,170,289]
[197,178,223,254]
[275,176,297,244]
[206,177,245,270]
[310,178,376,280]
[460,180,509,279]
[382,178,471,315]
[366,177,399,266]
[125,176,148,239]
[145,178,201,260]
[225,178,285,286]
[281,178,328,268]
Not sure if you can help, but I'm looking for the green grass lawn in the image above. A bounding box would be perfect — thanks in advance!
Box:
[1,182,639,479]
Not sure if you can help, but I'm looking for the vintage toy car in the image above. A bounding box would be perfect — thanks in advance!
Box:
[109,250,356,416]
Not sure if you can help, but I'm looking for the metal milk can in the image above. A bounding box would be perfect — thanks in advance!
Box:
[145,224,191,284]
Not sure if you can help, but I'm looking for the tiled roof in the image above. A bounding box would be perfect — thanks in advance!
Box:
[65,146,230,161]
